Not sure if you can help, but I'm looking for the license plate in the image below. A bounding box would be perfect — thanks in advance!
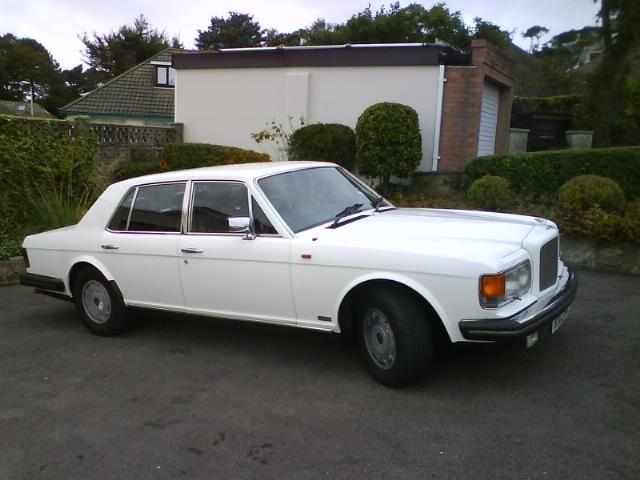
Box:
[551,308,569,334]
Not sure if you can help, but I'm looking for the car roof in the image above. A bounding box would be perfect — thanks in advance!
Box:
[115,161,337,187]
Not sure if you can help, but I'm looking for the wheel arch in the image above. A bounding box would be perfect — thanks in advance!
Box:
[67,255,116,297]
[335,273,452,343]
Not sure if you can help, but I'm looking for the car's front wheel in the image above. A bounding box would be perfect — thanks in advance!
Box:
[73,269,129,336]
[357,287,433,387]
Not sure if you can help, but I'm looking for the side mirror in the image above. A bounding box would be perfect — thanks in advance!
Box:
[228,216,250,233]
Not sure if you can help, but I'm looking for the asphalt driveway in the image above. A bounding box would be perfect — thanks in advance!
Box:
[1,270,638,479]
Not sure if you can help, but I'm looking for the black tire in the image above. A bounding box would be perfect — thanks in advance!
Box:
[356,287,433,387]
[73,268,129,336]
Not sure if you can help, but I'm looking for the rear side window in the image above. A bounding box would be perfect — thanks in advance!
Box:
[127,183,185,232]
[108,188,135,231]
[190,182,249,233]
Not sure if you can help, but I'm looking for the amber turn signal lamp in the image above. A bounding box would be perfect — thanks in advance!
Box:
[480,274,505,299]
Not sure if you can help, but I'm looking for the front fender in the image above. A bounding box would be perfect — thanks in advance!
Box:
[333,271,452,338]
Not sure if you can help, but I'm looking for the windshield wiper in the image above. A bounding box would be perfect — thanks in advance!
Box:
[331,203,363,227]
[373,195,396,213]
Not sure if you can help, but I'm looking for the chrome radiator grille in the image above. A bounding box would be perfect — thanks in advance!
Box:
[539,237,559,291]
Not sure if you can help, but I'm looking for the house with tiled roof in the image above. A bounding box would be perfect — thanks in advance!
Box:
[0,100,55,118]
[60,48,182,126]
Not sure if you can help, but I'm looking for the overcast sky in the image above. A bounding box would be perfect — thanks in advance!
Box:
[1,0,600,69]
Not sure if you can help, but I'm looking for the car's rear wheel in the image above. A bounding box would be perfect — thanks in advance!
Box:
[357,287,432,387]
[73,269,129,336]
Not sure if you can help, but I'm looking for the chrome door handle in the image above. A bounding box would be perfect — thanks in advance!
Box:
[101,244,119,250]
[181,248,203,254]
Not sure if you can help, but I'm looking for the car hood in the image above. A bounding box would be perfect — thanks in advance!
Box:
[307,208,540,258]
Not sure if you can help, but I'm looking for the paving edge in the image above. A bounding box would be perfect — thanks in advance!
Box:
[1,238,639,286]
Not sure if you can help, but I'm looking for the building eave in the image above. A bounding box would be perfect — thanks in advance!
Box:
[172,43,469,70]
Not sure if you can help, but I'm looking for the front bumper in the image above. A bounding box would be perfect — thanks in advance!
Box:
[459,268,578,341]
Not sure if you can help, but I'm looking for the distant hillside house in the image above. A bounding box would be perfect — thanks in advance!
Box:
[60,48,183,126]
[0,100,55,118]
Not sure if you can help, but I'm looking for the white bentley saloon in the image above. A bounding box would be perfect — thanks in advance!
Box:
[20,162,577,386]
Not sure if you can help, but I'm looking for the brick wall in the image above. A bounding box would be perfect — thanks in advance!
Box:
[438,40,515,172]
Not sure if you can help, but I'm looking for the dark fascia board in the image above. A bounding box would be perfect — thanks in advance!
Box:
[172,45,469,70]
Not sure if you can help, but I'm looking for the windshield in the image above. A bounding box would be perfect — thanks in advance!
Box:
[258,167,383,233]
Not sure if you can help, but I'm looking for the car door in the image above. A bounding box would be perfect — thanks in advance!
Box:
[100,181,186,312]
[178,180,295,325]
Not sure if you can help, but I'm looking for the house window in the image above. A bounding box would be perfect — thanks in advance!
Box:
[155,65,176,88]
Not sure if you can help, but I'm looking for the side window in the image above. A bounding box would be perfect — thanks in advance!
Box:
[190,182,249,233]
[252,198,278,235]
[128,183,185,232]
[108,188,135,231]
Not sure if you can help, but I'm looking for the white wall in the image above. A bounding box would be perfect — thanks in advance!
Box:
[175,65,441,171]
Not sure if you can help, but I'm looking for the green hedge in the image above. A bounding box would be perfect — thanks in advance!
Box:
[512,95,581,116]
[162,143,270,170]
[289,123,356,170]
[113,143,270,181]
[0,115,98,259]
[463,147,640,199]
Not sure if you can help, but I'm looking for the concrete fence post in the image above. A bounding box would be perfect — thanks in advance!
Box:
[171,123,184,143]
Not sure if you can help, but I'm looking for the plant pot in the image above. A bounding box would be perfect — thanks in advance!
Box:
[508,128,529,153]
[566,130,593,149]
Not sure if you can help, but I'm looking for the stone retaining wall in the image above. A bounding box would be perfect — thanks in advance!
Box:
[0,256,26,286]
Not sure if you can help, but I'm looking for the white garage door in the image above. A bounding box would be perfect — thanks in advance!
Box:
[477,82,500,156]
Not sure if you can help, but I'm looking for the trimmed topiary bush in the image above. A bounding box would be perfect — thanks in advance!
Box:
[356,102,422,193]
[467,175,514,211]
[463,147,640,199]
[558,175,625,212]
[289,123,356,170]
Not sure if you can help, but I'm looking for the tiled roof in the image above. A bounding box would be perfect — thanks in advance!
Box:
[61,49,183,118]
[0,100,55,118]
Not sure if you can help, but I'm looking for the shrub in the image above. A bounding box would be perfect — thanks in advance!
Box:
[467,175,514,211]
[557,206,625,242]
[112,143,270,181]
[356,102,422,193]
[463,147,640,199]
[161,143,270,170]
[112,160,165,182]
[622,199,640,241]
[558,175,625,212]
[289,123,356,170]
[0,115,98,259]
[0,231,22,261]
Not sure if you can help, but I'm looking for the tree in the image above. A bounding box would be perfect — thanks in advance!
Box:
[195,12,263,50]
[522,25,549,52]
[472,18,511,48]
[586,0,640,145]
[0,34,64,110]
[266,3,479,52]
[81,15,180,78]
